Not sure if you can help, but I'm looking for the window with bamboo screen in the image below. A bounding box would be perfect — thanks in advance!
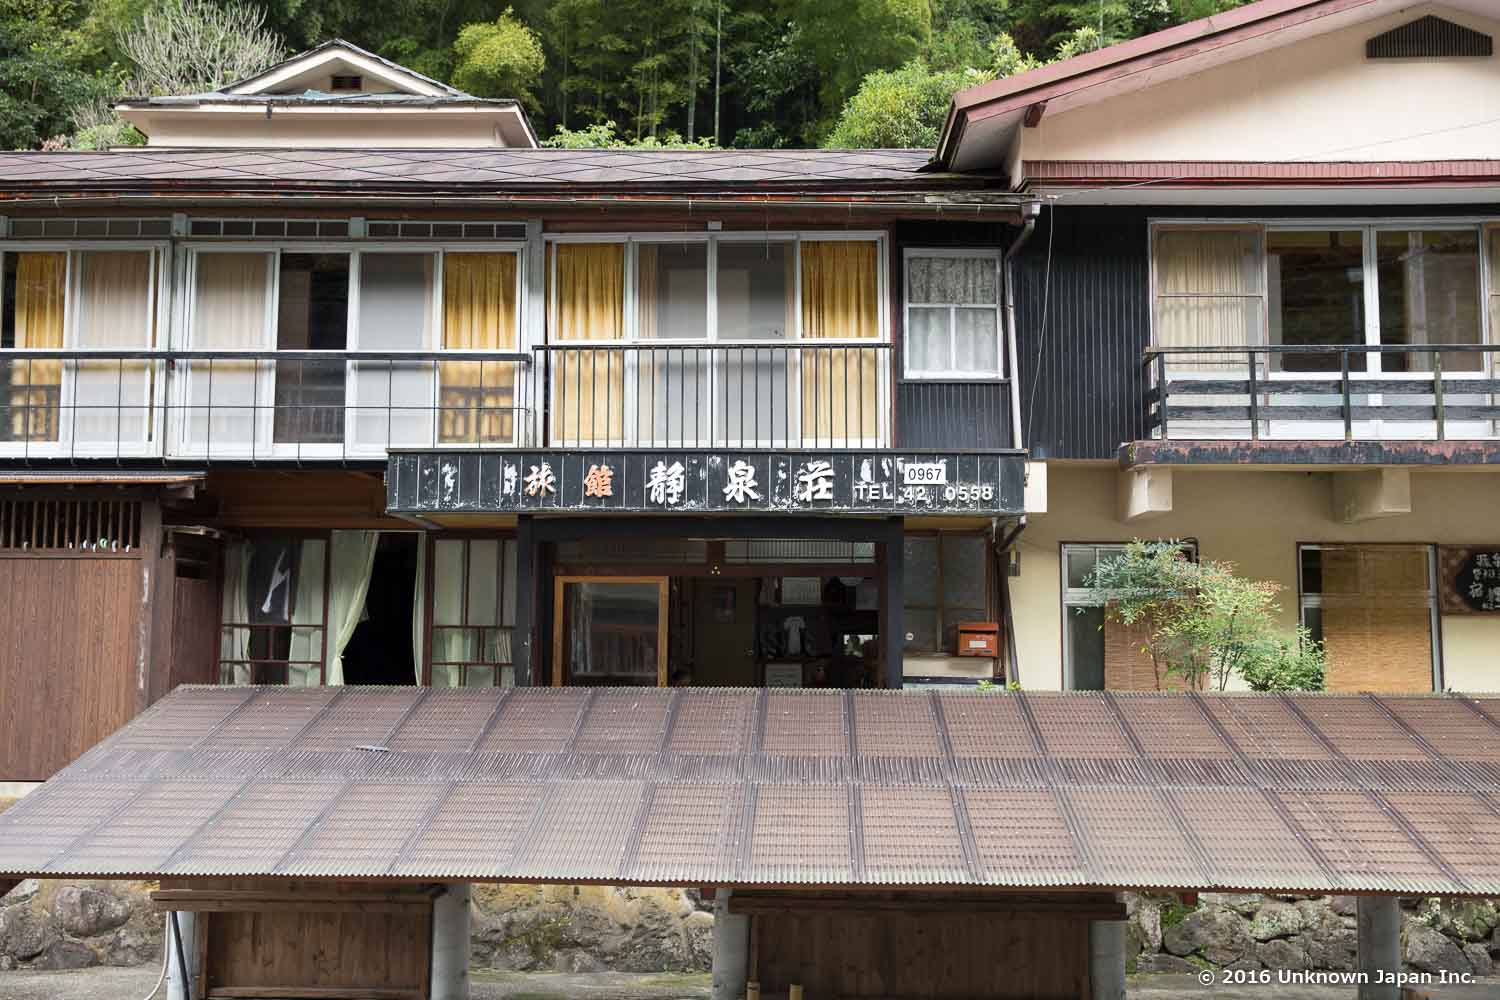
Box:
[1300,544,1438,692]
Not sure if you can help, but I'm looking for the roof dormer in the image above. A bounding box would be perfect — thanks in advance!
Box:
[117,39,538,150]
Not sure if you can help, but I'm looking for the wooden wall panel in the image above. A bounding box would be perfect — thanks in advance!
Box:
[753,904,1091,999]
[204,909,431,999]
[168,577,221,691]
[0,557,140,779]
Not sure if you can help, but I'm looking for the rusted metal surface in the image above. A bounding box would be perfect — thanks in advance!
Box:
[0,148,990,197]
[4,686,1500,895]
[1121,438,1500,467]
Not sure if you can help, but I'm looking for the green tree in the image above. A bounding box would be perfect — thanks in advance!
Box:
[0,0,104,149]
[542,119,711,148]
[823,60,980,149]
[451,9,544,110]
[1087,540,1325,692]
[778,0,931,137]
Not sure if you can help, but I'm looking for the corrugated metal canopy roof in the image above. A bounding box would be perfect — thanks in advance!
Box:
[4,686,1499,895]
[0,148,984,196]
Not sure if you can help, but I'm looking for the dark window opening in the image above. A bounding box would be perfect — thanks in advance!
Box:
[341,533,419,685]
[330,74,364,91]
[275,252,349,443]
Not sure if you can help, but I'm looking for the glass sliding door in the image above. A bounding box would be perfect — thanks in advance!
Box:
[430,537,517,687]
[637,241,709,445]
[0,251,66,444]
[185,251,273,455]
[552,243,625,445]
[717,240,794,446]
[354,252,435,450]
[274,252,350,446]
[72,250,158,454]
[553,576,668,687]
[441,252,522,445]
[799,240,882,446]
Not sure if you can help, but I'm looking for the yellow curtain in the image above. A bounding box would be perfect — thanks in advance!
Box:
[554,243,624,443]
[441,252,518,444]
[9,252,66,441]
[799,240,879,443]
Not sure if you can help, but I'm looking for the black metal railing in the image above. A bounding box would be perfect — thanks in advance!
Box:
[1145,345,1500,441]
[0,349,533,461]
[535,342,894,449]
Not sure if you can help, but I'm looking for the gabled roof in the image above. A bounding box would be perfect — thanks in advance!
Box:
[222,38,464,98]
[3,685,1500,895]
[935,0,1498,173]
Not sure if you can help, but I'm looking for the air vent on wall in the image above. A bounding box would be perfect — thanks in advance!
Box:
[330,74,364,91]
[1367,16,1492,59]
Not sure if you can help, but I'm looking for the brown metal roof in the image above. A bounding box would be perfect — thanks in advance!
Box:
[0,148,990,197]
[4,686,1500,895]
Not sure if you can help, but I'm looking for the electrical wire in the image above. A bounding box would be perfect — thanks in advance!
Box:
[1023,198,1057,453]
[134,915,170,1000]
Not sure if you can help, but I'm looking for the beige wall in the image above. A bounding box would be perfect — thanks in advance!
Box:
[1021,4,1500,168]
[123,110,516,148]
[1011,463,1500,692]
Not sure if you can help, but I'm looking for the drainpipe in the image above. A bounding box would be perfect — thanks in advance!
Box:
[1003,200,1042,454]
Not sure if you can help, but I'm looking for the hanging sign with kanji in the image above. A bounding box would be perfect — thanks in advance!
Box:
[388,450,1025,516]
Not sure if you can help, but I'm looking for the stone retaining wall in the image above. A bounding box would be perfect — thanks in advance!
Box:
[1127,892,1499,978]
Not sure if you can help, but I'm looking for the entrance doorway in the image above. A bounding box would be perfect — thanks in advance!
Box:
[341,533,419,685]
[549,539,882,689]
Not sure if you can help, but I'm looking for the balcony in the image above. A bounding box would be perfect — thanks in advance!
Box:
[0,349,533,462]
[1144,345,1500,450]
[538,342,893,449]
[0,342,899,462]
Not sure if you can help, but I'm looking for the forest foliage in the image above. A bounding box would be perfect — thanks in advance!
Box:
[0,0,1248,152]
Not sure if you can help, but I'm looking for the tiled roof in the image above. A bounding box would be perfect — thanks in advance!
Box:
[0,148,971,195]
[4,686,1500,894]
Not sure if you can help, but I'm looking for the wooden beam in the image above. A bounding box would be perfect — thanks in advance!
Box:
[1022,101,1047,127]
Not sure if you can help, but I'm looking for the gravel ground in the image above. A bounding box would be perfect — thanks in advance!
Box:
[1,968,1497,999]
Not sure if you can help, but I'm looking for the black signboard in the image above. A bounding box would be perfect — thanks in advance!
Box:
[1457,550,1500,612]
[388,450,1025,517]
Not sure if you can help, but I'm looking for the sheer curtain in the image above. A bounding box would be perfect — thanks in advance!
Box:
[219,540,252,685]
[1154,229,1262,370]
[189,253,270,452]
[10,252,66,442]
[357,253,434,448]
[800,240,880,443]
[554,243,624,443]
[288,538,326,686]
[442,253,519,444]
[325,530,379,687]
[412,538,427,684]
[75,251,155,448]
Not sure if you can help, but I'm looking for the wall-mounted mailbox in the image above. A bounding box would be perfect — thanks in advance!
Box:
[956,622,1000,658]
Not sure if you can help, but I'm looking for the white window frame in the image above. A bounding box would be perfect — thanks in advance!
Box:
[543,231,890,448]
[177,241,526,459]
[1296,542,1442,692]
[1060,541,1198,690]
[0,241,170,459]
[901,247,1005,381]
[1148,218,1495,375]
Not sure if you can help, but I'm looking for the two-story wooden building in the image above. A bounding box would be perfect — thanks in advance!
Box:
[0,41,1029,786]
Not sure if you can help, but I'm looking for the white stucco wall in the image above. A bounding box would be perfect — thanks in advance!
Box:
[127,111,513,148]
[1010,463,1500,693]
[1021,4,1500,166]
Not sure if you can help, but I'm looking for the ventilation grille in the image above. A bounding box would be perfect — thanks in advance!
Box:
[189,218,350,238]
[1367,16,1492,59]
[0,498,142,552]
[8,218,171,239]
[367,221,528,241]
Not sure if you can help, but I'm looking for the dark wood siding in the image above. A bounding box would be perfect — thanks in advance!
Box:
[0,556,140,779]
[896,381,1012,449]
[1012,207,1151,461]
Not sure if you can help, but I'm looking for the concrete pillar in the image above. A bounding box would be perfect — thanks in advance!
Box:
[165,911,196,1000]
[431,883,471,1000]
[1089,919,1126,1000]
[711,889,750,1000]
[1358,896,1401,1000]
